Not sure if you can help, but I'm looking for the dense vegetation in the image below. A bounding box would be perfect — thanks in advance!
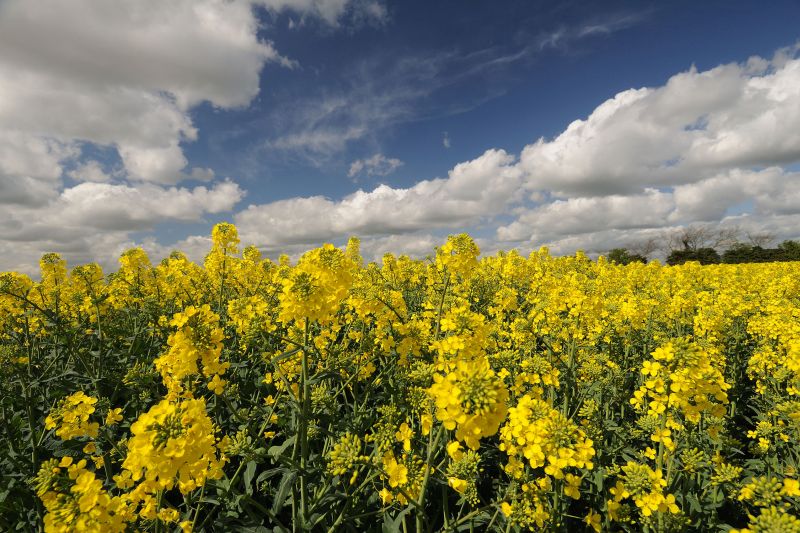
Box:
[1,223,799,532]
[609,240,800,266]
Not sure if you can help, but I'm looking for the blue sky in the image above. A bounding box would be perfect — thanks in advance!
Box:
[1,0,800,273]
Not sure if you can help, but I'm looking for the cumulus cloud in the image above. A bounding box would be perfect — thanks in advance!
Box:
[496,189,675,243]
[0,0,404,274]
[0,0,289,272]
[0,0,293,187]
[518,46,800,196]
[347,154,403,178]
[68,161,113,183]
[0,180,244,275]
[235,148,521,246]
[498,166,800,238]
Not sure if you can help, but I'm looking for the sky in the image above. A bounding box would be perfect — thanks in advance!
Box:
[1,0,800,274]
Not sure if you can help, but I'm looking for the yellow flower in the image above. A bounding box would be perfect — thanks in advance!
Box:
[158,507,180,523]
[113,470,134,490]
[607,499,621,521]
[105,408,123,426]
[395,423,413,452]
[658,493,680,514]
[651,428,674,450]
[428,356,508,450]
[448,477,467,494]
[208,374,226,395]
[421,414,433,436]
[584,510,602,532]
[155,305,228,396]
[382,452,408,488]
[45,391,100,440]
[564,473,582,500]
[122,396,226,495]
[783,478,800,497]
[447,441,464,461]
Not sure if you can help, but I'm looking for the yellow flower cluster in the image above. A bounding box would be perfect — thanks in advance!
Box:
[45,391,100,440]
[327,433,369,484]
[610,461,680,517]
[379,451,424,506]
[279,243,354,325]
[122,396,227,495]
[227,295,272,345]
[500,477,553,529]
[428,356,509,450]
[631,340,730,424]
[34,456,129,532]
[154,304,229,396]
[499,394,595,479]
[435,233,480,279]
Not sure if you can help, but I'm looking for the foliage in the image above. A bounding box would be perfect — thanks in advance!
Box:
[2,223,800,532]
[722,241,800,264]
[666,247,721,266]
[606,248,647,265]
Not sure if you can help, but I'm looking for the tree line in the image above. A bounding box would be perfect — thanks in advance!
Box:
[605,225,800,265]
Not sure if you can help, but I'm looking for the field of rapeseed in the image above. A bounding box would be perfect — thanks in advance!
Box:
[1,222,799,532]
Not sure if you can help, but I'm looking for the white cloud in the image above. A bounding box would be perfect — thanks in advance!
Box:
[0,0,403,273]
[518,45,800,196]
[496,189,675,243]
[0,0,287,185]
[0,0,278,272]
[443,132,451,148]
[348,154,403,178]
[4,12,800,274]
[496,167,800,252]
[0,180,244,275]
[68,161,113,183]
[357,233,440,261]
[255,0,387,26]
[235,148,521,245]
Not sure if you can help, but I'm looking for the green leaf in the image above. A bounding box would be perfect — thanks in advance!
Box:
[271,471,297,515]
[268,436,295,459]
[382,506,413,533]
[244,460,257,496]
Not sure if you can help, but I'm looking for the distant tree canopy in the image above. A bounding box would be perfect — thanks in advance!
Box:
[605,224,800,266]
[721,241,800,264]
[607,248,647,265]
[666,247,721,266]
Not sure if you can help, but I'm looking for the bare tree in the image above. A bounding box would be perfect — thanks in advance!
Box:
[745,231,775,248]
[664,224,742,252]
[627,236,659,259]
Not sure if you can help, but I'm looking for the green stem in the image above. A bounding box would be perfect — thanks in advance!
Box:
[300,318,311,528]
[415,425,445,532]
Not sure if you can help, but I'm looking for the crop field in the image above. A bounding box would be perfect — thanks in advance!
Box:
[1,222,799,532]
